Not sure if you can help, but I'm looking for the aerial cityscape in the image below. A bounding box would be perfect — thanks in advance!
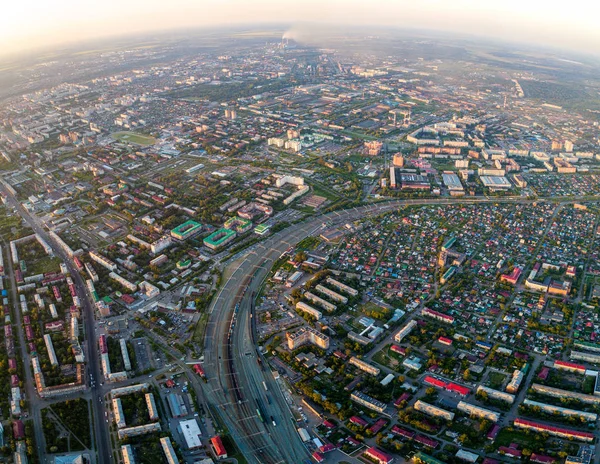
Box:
[3,3,600,464]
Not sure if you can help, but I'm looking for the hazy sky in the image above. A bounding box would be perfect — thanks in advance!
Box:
[2,0,600,56]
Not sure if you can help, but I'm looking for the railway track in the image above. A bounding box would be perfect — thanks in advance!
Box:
[217,280,282,464]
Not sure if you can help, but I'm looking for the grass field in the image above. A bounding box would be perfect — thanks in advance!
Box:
[488,371,507,389]
[111,131,156,146]
[27,256,62,275]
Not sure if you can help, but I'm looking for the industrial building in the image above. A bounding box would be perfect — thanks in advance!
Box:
[179,419,203,449]
[211,436,228,459]
[167,393,188,418]
[480,175,512,190]
[442,171,464,194]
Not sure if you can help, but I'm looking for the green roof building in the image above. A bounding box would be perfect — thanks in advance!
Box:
[224,216,252,233]
[171,220,202,240]
[176,259,191,270]
[254,224,271,236]
[204,228,237,250]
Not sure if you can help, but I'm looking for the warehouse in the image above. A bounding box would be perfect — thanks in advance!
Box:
[179,419,203,449]
[480,175,511,190]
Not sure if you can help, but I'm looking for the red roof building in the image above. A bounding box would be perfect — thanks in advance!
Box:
[13,420,25,439]
[501,267,522,285]
[363,446,394,464]
[531,454,557,464]
[45,320,64,332]
[487,424,500,441]
[98,335,107,354]
[446,382,470,396]
[438,336,453,346]
[312,451,325,463]
[347,437,361,446]
[193,364,205,377]
[554,360,586,374]
[210,436,227,459]
[349,416,368,428]
[423,376,447,389]
[322,419,335,429]
[319,443,335,453]
[393,393,412,407]
[391,425,415,440]
[121,294,135,305]
[499,446,522,458]
[414,434,439,449]
[368,418,387,435]
[390,344,407,355]
[514,418,594,442]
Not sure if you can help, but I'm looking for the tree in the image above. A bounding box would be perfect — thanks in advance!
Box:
[294,251,307,262]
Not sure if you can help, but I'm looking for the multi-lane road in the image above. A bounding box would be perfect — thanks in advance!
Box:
[0,181,111,464]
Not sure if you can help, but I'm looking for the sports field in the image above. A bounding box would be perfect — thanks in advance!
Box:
[111,131,156,146]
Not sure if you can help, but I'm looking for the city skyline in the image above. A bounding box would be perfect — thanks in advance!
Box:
[2,0,600,58]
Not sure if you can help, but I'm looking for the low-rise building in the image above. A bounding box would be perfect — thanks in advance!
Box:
[414,400,455,421]
[160,437,178,464]
[351,391,386,413]
[457,401,500,422]
[349,357,380,376]
[394,320,417,343]
[295,302,322,320]
[514,418,594,442]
